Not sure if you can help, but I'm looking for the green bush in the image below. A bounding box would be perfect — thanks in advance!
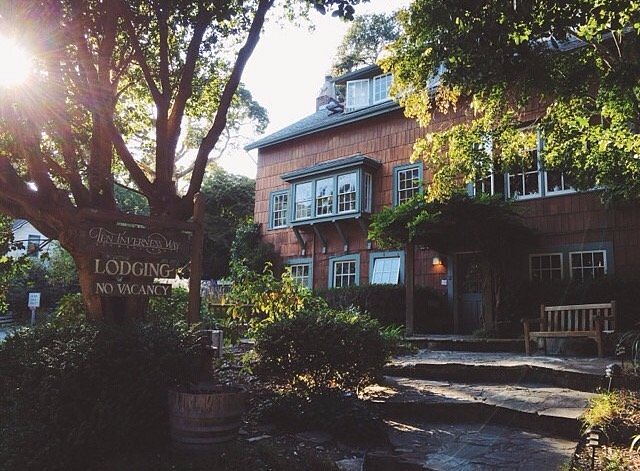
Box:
[227,263,327,328]
[147,286,190,324]
[253,308,388,394]
[49,293,87,325]
[318,284,449,332]
[0,322,201,470]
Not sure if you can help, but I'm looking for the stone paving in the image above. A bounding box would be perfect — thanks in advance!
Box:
[364,349,614,470]
[391,349,614,376]
[367,420,577,471]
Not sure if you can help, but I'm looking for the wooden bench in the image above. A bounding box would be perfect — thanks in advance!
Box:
[522,301,616,357]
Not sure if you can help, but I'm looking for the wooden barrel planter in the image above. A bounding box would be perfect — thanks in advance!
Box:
[168,384,247,452]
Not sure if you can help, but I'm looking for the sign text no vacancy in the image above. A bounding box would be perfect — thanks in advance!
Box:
[82,223,190,298]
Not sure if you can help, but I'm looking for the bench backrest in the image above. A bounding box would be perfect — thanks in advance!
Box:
[540,301,616,332]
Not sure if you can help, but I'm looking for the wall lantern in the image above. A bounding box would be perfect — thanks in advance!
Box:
[432,256,443,266]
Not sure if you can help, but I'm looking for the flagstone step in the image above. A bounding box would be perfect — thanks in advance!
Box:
[366,376,595,439]
[385,350,609,392]
[364,420,577,471]
[406,335,525,353]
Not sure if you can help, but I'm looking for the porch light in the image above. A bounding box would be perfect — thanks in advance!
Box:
[432,256,442,266]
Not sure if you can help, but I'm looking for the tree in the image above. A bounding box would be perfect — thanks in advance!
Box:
[330,12,400,76]
[200,167,255,280]
[384,1,640,202]
[0,0,365,322]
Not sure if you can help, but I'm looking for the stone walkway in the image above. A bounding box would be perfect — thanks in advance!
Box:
[363,349,612,470]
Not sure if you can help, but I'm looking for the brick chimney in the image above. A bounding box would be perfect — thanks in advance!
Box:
[316,75,337,111]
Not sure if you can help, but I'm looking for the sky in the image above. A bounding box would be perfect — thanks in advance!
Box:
[218,0,411,178]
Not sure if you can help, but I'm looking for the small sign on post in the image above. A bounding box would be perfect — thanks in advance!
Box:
[28,292,41,326]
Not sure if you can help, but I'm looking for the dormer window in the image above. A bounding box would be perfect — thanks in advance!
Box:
[346,79,370,110]
[373,73,392,103]
[345,73,392,111]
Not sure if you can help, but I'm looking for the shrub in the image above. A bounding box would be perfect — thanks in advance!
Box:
[0,322,201,470]
[318,284,449,332]
[227,263,327,328]
[49,293,87,325]
[253,307,388,394]
[582,391,640,445]
[147,286,190,324]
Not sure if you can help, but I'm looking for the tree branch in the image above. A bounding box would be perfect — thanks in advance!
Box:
[106,120,155,196]
[118,0,163,104]
[186,0,275,202]
[166,7,216,159]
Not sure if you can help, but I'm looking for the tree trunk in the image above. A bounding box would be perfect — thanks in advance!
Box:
[74,251,146,324]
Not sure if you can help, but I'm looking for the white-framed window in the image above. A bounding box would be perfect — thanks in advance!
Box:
[529,253,563,281]
[362,172,373,213]
[269,191,288,229]
[337,172,357,213]
[373,73,392,103]
[570,251,607,281]
[329,254,360,288]
[294,182,312,220]
[474,171,505,197]
[333,261,357,287]
[545,168,574,194]
[370,255,402,284]
[507,149,541,199]
[346,79,370,110]
[287,258,313,289]
[315,177,334,216]
[395,165,422,205]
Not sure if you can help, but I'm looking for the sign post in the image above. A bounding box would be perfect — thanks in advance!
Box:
[28,292,41,326]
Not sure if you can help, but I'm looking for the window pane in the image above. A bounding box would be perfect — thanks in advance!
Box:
[570,251,606,280]
[334,260,356,288]
[397,167,420,204]
[295,182,312,219]
[371,257,401,284]
[338,173,357,213]
[315,177,334,216]
[530,254,562,281]
[346,79,370,110]
[290,264,310,287]
[373,73,392,103]
[363,173,372,213]
[271,193,288,228]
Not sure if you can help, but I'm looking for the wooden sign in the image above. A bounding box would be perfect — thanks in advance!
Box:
[80,223,191,260]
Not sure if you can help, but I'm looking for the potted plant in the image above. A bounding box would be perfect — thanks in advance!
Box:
[168,329,248,451]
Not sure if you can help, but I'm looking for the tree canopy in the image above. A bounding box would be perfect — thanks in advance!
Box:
[384,1,640,201]
[330,12,400,77]
[0,0,366,321]
[200,167,255,280]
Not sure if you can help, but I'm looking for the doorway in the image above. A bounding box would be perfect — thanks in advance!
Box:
[455,252,484,334]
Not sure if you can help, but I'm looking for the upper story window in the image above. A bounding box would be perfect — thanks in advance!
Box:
[315,177,334,216]
[393,164,423,206]
[282,154,381,225]
[470,131,576,200]
[345,73,392,111]
[269,191,288,229]
[295,182,313,220]
[373,73,392,103]
[338,173,357,213]
[507,149,541,199]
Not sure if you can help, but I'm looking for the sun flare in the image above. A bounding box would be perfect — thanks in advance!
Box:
[0,36,31,88]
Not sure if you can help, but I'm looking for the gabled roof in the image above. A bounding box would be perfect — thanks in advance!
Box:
[245,99,400,151]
